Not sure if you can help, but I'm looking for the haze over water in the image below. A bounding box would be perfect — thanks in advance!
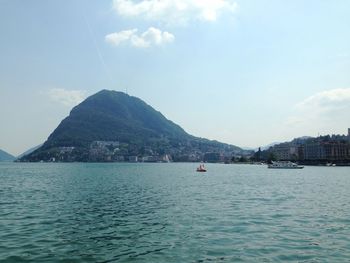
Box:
[1,163,350,262]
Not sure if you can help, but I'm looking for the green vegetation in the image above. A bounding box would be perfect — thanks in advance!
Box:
[21,90,245,162]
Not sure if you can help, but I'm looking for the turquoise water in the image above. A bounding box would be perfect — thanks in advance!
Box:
[1,163,350,262]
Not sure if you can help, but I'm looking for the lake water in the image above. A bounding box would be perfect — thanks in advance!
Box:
[1,162,350,262]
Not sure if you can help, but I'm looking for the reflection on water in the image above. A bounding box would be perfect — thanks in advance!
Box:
[1,163,350,262]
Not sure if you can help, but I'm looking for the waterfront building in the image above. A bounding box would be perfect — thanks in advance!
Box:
[303,142,325,160]
[303,141,350,162]
[324,142,350,161]
[263,129,350,163]
[269,143,299,161]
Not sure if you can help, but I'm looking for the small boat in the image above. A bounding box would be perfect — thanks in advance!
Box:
[196,164,207,172]
[268,161,304,169]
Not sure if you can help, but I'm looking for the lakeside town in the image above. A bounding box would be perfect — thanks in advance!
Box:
[25,128,350,166]
[88,128,350,165]
[256,128,350,166]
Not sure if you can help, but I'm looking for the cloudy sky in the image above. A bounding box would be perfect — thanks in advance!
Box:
[1,0,350,155]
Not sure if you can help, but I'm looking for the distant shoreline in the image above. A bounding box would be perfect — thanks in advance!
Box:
[7,160,350,167]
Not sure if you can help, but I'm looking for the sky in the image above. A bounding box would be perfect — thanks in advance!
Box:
[1,0,350,156]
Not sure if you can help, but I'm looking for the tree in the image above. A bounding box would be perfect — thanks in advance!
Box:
[239,156,247,162]
[267,152,277,164]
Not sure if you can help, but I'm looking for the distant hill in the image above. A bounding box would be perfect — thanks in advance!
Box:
[17,144,43,159]
[257,137,313,151]
[0,149,15,162]
[21,90,245,162]
[260,142,282,151]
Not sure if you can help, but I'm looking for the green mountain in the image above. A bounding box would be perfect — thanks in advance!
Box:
[21,90,244,162]
[0,149,15,162]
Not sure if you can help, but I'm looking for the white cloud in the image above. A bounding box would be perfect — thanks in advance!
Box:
[296,88,350,112]
[113,0,238,24]
[105,29,137,46]
[285,88,350,135]
[48,88,86,107]
[105,27,175,48]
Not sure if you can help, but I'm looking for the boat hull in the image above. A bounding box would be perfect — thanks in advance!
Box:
[268,161,304,169]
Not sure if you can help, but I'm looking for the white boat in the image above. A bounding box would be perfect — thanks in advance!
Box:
[268,161,304,169]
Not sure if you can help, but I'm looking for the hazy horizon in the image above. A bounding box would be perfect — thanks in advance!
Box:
[1,0,350,156]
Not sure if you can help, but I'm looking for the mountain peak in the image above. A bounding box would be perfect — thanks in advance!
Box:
[94,89,129,98]
[21,90,243,162]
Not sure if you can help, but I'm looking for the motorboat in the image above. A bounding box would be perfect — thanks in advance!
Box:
[268,161,304,169]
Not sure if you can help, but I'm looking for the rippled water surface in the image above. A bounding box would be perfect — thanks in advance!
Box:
[1,163,350,262]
